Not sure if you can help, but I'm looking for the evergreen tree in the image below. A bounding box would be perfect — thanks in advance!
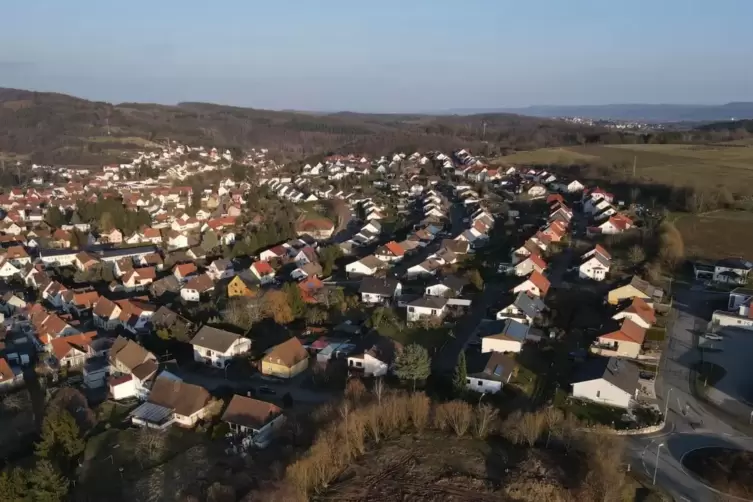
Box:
[27,460,68,502]
[452,351,468,395]
[394,344,431,391]
[284,282,306,319]
[35,408,85,465]
[45,206,67,228]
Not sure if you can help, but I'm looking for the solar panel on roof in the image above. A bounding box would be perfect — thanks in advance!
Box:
[493,364,503,376]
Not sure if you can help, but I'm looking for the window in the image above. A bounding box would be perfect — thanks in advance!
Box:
[356,361,362,367]
[477,381,483,386]
[409,307,415,312]
[466,378,471,384]
[596,390,601,398]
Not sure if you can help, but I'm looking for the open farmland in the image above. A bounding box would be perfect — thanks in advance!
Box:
[673,210,753,260]
[494,143,753,194]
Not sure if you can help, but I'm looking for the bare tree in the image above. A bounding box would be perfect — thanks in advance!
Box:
[472,403,499,439]
[372,377,385,405]
[627,245,646,266]
[517,411,546,447]
[136,428,166,463]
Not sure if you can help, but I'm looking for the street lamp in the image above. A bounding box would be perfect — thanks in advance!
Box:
[749,410,753,425]
[224,360,233,380]
[653,443,665,485]
[664,388,672,419]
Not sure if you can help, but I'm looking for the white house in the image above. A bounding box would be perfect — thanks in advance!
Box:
[346,335,402,377]
[466,351,516,395]
[250,261,276,285]
[345,255,386,277]
[180,274,215,303]
[571,357,639,409]
[511,270,550,298]
[406,296,448,322]
[359,277,402,304]
[480,319,531,354]
[579,245,612,281]
[190,326,251,369]
[221,395,285,447]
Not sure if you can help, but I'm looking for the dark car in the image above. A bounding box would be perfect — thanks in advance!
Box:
[258,386,277,396]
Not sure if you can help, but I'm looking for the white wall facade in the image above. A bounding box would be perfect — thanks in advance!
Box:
[572,379,632,409]
[466,377,502,394]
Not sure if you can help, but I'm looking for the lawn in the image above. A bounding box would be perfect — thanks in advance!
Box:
[493,143,753,193]
[564,399,630,428]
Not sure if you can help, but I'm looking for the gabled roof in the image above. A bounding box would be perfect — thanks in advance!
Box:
[598,318,647,345]
[573,356,638,396]
[174,262,198,277]
[526,270,550,296]
[467,351,517,383]
[190,325,245,353]
[616,297,656,326]
[222,395,282,430]
[263,337,308,368]
[360,276,400,296]
[183,274,215,293]
[147,376,210,417]
[251,261,275,276]
[50,331,96,360]
[407,296,447,309]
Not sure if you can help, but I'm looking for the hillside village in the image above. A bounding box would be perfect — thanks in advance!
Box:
[1,140,751,499]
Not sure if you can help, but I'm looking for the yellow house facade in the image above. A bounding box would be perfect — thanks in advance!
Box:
[607,284,650,305]
[261,338,309,379]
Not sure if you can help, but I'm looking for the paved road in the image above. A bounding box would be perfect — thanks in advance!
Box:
[626,284,753,501]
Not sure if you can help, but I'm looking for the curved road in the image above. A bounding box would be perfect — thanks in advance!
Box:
[627,285,752,501]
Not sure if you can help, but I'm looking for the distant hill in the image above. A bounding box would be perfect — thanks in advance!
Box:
[0,87,609,166]
[445,103,753,123]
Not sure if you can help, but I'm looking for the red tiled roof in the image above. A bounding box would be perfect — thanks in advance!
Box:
[528,270,551,296]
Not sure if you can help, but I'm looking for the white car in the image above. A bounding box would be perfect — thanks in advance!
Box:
[704,333,723,341]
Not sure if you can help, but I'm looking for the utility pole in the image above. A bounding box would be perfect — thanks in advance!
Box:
[482,121,487,140]
[632,155,637,178]
[105,117,111,136]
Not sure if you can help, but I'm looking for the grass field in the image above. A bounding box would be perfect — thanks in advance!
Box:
[673,210,753,260]
[494,143,753,192]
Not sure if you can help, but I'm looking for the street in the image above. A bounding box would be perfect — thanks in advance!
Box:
[627,283,753,501]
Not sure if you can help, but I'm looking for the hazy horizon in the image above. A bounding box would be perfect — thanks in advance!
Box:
[2,0,753,113]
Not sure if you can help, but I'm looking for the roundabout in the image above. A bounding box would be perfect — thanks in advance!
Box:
[681,447,753,501]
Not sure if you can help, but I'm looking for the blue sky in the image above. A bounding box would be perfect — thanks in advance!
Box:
[2,0,752,111]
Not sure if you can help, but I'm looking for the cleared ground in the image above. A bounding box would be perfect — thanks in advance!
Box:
[673,210,753,260]
[494,144,753,193]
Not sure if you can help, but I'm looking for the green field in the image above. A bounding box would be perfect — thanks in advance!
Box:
[494,143,753,192]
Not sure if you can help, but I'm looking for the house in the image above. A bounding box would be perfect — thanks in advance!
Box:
[222,395,285,447]
[249,261,276,285]
[571,357,639,409]
[298,275,324,303]
[0,257,21,278]
[345,255,387,277]
[592,319,647,359]
[612,297,656,329]
[374,241,405,263]
[713,258,753,285]
[480,318,532,354]
[131,376,212,428]
[406,296,447,322]
[207,258,234,281]
[346,335,402,377]
[190,326,251,369]
[295,218,335,240]
[50,331,98,368]
[425,275,468,297]
[527,184,547,198]
[359,277,402,304]
[150,275,182,299]
[74,251,100,272]
[173,262,198,282]
[465,351,517,394]
[122,267,157,290]
[514,253,547,277]
[261,337,309,379]
[92,297,122,330]
[5,245,31,267]
[607,276,663,306]
[579,245,611,281]
[497,292,546,325]
[227,273,259,298]
[259,245,287,262]
[728,287,753,311]
[108,336,159,400]
[597,214,634,235]
[511,270,550,298]
[406,258,443,279]
[290,262,323,281]
[181,274,215,302]
[0,357,23,389]
[99,228,123,244]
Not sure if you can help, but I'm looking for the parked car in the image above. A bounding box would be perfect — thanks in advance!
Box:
[704,333,723,341]
[257,386,277,396]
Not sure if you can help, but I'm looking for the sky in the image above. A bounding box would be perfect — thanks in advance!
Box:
[2,0,753,112]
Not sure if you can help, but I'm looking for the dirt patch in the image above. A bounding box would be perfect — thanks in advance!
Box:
[683,447,753,500]
[675,211,753,260]
[317,432,583,501]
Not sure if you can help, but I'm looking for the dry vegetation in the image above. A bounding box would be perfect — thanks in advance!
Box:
[246,382,665,502]
[674,210,753,260]
[495,143,753,194]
